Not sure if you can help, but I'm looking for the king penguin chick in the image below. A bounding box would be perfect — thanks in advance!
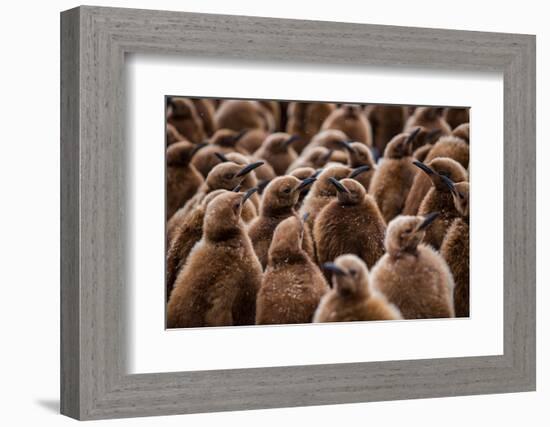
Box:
[452,123,470,144]
[222,151,277,194]
[190,128,248,178]
[314,255,402,322]
[191,98,216,137]
[285,102,336,153]
[256,215,329,324]
[214,100,275,132]
[414,158,468,250]
[443,107,470,130]
[341,141,376,191]
[253,133,300,176]
[166,140,207,220]
[371,213,455,319]
[166,122,185,146]
[404,106,452,137]
[365,105,407,159]
[369,128,420,222]
[314,178,386,275]
[177,160,263,224]
[321,104,372,146]
[440,179,470,317]
[167,97,207,144]
[286,146,335,172]
[167,190,263,328]
[289,167,317,207]
[236,128,269,154]
[403,136,469,215]
[302,129,349,154]
[248,176,316,269]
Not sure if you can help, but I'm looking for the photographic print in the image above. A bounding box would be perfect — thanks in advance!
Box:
[165,98,470,329]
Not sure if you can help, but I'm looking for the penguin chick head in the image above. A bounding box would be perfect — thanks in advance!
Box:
[206,161,263,191]
[340,141,375,168]
[209,128,247,148]
[385,213,440,257]
[341,103,363,118]
[262,175,316,213]
[329,177,366,206]
[310,129,349,151]
[384,128,420,159]
[441,178,470,217]
[262,132,300,154]
[305,146,336,168]
[203,189,257,241]
[224,152,249,165]
[269,215,305,261]
[289,166,316,181]
[167,97,196,118]
[452,123,470,144]
[313,164,352,197]
[323,254,370,298]
[166,140,207,167]
[414,106,444,122]
[413,157,467,191]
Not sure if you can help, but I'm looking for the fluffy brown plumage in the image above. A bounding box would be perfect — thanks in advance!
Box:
[256,216,329,324]
[253,132,299,176]
[167,97,207,143]
[404,107,452,138]
[440,181,470,317]
[314,255,402,322]
[286,146,335,172]
[214,100,275,132]
[415,158,468,250]
[166,122,186,146]
[248,176,316,269]
[166,141,206,220]
[191,98,216,137]
[286,102,336,153]
[443,107,470,130]
[365,105,407,159]
[403,136,469,215]
[341,141,376,191]
[452,123,470,144]
[236,128,269,154]
[167,191,263,328]
[321,104,372,146]
[314,178,386,274]
[371,214,455,319]
[369,129,420,222]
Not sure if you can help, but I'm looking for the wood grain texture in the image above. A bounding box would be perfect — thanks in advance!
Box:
[60,6,536,420]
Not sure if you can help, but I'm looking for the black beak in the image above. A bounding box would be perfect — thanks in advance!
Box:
[295,177,317,192]
[214,152,229,163]
[416,212,440,231]
[232,129,248,143]
[328,177,350,194]
[349,165,371,179]
[413,160,435,176]
[439,174,457,195]
[241,187,258,205]
[405,127,422,146]
[323,262,347,276]
[232,183,242,192]
[322,149,334,162]
[338,140,357,154]
[257,179,271,193]
[236,161,264,177]
[284,135,301,147]
[311,168,324,179]
[189,142,208,159]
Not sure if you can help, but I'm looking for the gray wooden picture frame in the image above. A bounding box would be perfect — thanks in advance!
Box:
[60,5,536,421]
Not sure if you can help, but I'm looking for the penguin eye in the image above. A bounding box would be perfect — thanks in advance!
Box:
[405,227,413,233]
[283,187,291,194]
[349,269,357,277]
[225,173,234,180]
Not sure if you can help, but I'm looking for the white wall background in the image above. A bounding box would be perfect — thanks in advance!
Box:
[0,0,546,425]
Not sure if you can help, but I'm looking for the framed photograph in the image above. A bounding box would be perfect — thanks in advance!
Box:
[61,6,536,420]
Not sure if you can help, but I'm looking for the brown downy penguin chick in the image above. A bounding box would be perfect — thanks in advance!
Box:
[303,129,350,153]
[248,176,317,269]
[236,128,269,154]
[341,141,376,191]
[289,167,317,207]
[369,129,420,222]
[286,102,337,153]
[404,107,452,138]
[452,123,470,144]
[258,101,282,130]
[214,100,275,132]
[413,143,433,162]
[178,160,263,222]
[403,137,469,215]
[314,178,386,275]
[167,97,207,144]
[166,141,207,220]
[371,213,455,319]
[286,146,335,172]
[166,122,185,146]
[440,179,470,317]
[253,133,299,176]
[443,107,470,130]
[299,164,353,235]
[365,105,407,159]
[314,255,402,322]
[414,159,468,250]
[223,151,277,195]
[321,104,372,146]
[191,98,216,136]
[256,215,329,324]
[190,129,248,178]
[167,190,263,327]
